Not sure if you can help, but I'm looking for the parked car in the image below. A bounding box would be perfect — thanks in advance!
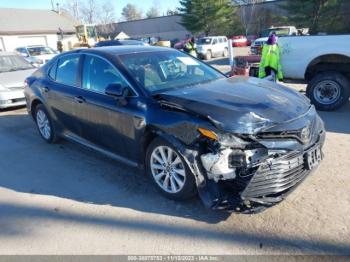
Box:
[95,39,148,47]
[174,38,191,51]
[246,35,258,46]
[251,26,299,55]
[196,36,229,60]
[25,46,325,212]
[15,45,58,67]
[0,52,36,108]
[279,35,350,111]
[231,35,248,47]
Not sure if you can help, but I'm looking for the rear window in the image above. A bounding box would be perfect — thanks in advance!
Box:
[56,55,80,86]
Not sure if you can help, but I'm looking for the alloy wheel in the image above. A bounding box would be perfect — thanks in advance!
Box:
[150,146,186,194]
[36,109,51,140]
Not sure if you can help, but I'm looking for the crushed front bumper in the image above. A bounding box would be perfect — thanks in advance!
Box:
[195,137,325,214]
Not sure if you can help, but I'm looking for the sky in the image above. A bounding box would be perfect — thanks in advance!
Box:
[0,0,180,19]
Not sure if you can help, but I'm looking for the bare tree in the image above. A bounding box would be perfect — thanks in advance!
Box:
[166,9,179,16]
[121,3,143,21]
[99,0,116,24]
[62,0,83,22]
[80,0,100,24]
[235,0,264,35]
[146,6,160,18]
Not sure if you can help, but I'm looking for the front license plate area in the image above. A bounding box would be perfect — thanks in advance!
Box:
[306,146,322,170]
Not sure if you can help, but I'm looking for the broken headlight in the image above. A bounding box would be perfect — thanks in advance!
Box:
[198,128,248,148]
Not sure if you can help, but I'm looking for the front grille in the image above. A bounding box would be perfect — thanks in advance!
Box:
[241,151,308,199]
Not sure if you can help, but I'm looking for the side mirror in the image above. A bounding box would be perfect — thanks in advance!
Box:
[105,83,128,97]
[20,52,29,57]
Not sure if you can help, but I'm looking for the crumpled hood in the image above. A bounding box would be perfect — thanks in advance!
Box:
[0,68,36,89]
[158,77,311,134]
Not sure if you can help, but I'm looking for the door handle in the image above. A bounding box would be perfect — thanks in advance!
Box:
[74,96,85,104]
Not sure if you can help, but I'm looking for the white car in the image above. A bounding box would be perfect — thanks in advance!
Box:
[15,45,58,67]
[0,52,36,108]
[196,36,228,60]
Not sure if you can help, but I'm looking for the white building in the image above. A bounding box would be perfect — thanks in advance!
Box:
[0,8,77,52]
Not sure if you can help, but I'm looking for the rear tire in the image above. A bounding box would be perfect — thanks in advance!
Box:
[35,104,58,143]
[146,137,197,200]
[306,71,350,111]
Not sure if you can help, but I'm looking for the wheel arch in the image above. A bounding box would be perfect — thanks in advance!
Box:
[30,98,44,119]
[305,54,350,81]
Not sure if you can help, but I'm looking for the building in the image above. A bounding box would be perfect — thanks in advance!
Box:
[0,8,77,52]
[97,15,191,42]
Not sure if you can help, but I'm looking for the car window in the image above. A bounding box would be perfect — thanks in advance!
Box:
[56,55,80,86]
[82,55,128,94]
[48,62,57,80]
[212,39,217,45]
[27,46,56,56]
[119,50,224,94]
[223,37,227,42]
[218,38,223,43]
[197,38,212,45]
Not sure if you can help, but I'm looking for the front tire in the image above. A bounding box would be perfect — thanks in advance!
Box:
[146,137,197,200]
[307,71,350,111]
[35,104,58,143]
[205,50,212,60]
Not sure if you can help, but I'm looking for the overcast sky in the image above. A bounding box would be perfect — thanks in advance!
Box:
[0,0,180,19]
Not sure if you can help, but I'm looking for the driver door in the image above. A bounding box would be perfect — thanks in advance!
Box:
[76,54,141,159]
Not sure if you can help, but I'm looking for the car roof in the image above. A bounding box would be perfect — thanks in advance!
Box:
[76,46,173,56]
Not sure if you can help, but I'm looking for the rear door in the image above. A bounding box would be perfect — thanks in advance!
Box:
[211,38,220,56]
[44,54,84,136]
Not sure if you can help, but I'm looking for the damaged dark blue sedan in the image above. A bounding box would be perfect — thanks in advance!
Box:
[24,46,325,213]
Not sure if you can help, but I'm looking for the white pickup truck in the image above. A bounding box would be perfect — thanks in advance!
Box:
[279,35,350,111]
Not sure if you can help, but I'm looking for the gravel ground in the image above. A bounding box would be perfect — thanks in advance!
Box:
[0,49,349,255]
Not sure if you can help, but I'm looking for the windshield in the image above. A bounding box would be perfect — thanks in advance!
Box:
[118,50,224,94]
[197,38,212,45]
[261,28,291,37]
[27,46,56,56]
[0,55,34,73]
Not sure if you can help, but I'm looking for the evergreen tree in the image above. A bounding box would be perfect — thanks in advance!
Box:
[179,0,234,36]
[280,0,346,34]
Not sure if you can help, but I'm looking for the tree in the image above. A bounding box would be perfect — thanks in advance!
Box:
[146,6,160,18]
[281,0,345,34]
[80,0,99,24]
[99,0,116,24]
[234,0,265,35]
[166,9,179,16]
[121,4,143,21]
[179,0,234,36]
[62,0,83,22]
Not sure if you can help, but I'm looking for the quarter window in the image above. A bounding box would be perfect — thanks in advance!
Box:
[82,55,128,94]
[48,62,57,80]
[56,55,80,86]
